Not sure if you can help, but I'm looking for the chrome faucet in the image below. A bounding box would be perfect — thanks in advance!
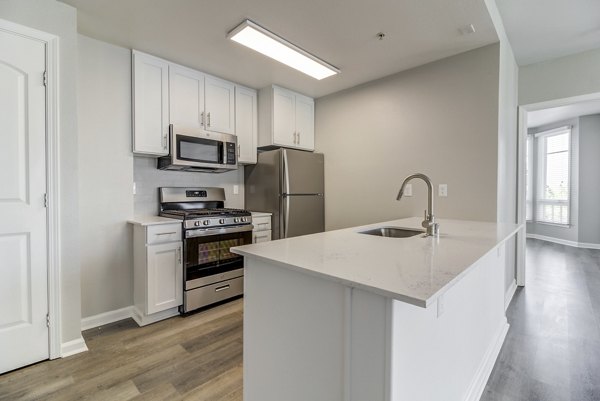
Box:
[397,173,440,237]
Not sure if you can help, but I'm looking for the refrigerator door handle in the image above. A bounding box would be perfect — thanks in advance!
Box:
[283,194,290,239]
[282,149,290,195]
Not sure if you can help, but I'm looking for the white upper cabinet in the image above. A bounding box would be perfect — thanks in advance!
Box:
[169,64,205,130]
[205,75,235,135]
[132,50,170,156]
[235,85,258,164]
[258,85,315,151]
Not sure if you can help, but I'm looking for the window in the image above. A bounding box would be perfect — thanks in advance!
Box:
[527,127,571,225]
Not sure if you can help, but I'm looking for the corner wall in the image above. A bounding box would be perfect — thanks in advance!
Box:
[315,44,500,230]
[577,114,600,245]
[0,0,81,344]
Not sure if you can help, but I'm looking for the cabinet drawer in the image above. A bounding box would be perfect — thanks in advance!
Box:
[147,223,182,244]
[185,276,244,311]
[252,215,272,231]
[253,230,272,243]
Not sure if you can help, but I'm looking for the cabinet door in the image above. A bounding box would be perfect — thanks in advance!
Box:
[169,65,205,130]
[132,51,170,156]
[146,242,183,314]
[294,95,315,151]
[235,86,257,164]
[272,86,296,147]
[205,75,235,134]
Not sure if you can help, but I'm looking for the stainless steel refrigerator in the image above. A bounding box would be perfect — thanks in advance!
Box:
[245,148,324,239]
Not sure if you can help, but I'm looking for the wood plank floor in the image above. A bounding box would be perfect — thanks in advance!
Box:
[0,299,244,401]
[1,239,599,400]
[482,239,600,401]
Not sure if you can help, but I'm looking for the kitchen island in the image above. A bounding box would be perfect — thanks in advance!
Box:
[232,217,521,401]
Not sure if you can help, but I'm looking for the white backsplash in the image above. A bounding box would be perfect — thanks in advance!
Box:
[133,156,245,216]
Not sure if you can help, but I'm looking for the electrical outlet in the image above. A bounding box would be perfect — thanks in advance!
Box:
[438,184,448,197]
[404,183,413,197]
[233,185,239,195]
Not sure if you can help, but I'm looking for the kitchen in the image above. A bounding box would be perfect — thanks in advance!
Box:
[1,0,599,400]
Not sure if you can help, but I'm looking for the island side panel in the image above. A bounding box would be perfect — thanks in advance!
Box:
[389,243,508,401]
[243,258,347,401]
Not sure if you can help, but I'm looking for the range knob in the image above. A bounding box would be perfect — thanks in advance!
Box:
[219,218,225,224]
[234,218,240,223]
[241,217,247,222]
[203,220,210,226]
[194,221,200,227]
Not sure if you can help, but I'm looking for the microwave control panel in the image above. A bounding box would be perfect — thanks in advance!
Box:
[226,142,236,165]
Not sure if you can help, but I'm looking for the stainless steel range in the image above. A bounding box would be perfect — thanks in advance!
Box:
[159,187,252,313]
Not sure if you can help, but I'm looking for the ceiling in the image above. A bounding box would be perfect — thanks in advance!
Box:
[528,99,600,128]
[496,0,600,66]
[60,0,497,98]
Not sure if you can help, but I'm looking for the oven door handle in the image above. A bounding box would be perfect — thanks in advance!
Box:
[185,224,254,238]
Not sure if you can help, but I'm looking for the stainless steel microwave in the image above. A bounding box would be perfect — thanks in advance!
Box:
[158,124,238,173]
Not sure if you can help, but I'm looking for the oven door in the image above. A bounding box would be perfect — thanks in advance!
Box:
[184,226,252,290]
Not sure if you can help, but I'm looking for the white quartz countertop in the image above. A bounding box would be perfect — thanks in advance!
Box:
[127,215,181,226]
[250,211,273,217]
[232,217,522,308]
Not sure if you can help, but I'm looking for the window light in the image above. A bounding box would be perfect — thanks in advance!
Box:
[228,19,339,80]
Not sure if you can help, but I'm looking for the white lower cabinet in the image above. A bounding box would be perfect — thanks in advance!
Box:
[132,222,183,326]
[251,212,272,243]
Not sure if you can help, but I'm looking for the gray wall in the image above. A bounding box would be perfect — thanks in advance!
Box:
[0,0,81,344]
[315,44,500,230]
[134,158,244,216]
[578,114,600,244]
[526,118,580,242]
[520,48,600,105]
[78,35,134,318]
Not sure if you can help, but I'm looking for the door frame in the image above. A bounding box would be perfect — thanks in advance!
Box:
[516,91,600,286]
[0,18,61,359]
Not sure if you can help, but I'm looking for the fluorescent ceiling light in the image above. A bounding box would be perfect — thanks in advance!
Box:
[228,19,339,80]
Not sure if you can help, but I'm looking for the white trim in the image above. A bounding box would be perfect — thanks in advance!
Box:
[131,306,180,327]
[81,306,133,331]
[464,320,510,401]
[60,337,88,358]
[521,92,600,113]
[0,18,62,360]
[527,233,600,249]
[504,280,517,311]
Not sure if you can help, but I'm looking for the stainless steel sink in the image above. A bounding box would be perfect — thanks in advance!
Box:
[359,227,424,238]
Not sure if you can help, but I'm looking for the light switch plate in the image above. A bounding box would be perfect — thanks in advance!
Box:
[404,183,413,197]
[233,185,239,195]
[438,184,448,197]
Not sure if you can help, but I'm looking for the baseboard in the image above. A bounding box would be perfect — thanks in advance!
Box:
[81,306,133,331]
[131,306,180,327]
[61,336,88,358]
[504,280,517,311]
[464,319,509,401]
[527,233,600,249]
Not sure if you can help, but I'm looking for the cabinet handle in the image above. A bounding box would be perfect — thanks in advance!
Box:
[200,111,205,126]
[177,247,182,263]
[293,132,297,144]
[207,112,211,127]
[237,144,241,157]
[298,132,301,144]
[156,232,177,235]
[215,284,230,292]
[163,133,168,150]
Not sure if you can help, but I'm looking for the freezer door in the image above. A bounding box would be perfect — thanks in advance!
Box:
[281,194,324,238]
[282,149,324,195]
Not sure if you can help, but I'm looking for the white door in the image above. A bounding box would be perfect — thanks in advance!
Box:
[272,86,296,147]
[0,29,49,373]
[132,51,169,155]
[204,75,235,134]
[169,65,205,130]
[146,242,183,315]
[235,86,257,164]
[295,95,315,151]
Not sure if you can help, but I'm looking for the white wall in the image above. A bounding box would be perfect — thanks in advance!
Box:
[133,158,244,216]
[78,35,134,318]
[578,114,600,244]
[315,44,500,230]
[519,48,600,106]
[0,0,81,344]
